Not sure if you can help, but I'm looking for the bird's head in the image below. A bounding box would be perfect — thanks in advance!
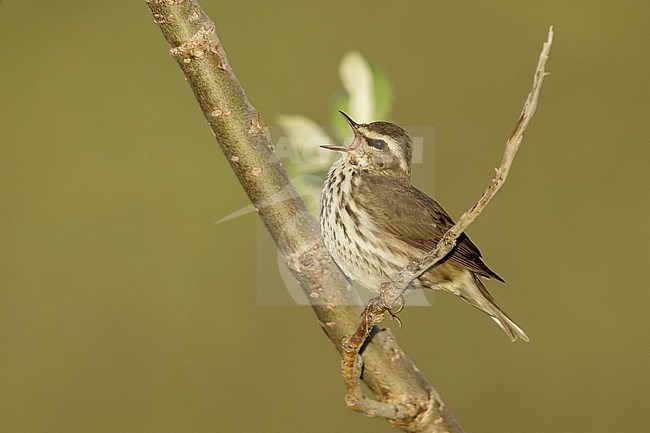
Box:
[321,111,412,179]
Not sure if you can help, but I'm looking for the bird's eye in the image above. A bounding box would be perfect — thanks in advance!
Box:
[369,139,387,150]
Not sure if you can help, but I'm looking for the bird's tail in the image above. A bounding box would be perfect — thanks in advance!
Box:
[487,308,530,343]
[458,274,529,342]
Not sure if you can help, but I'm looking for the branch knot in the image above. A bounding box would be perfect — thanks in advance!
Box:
[169,22,218,62]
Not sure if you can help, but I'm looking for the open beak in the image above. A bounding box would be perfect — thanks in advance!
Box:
[320,111,363,152]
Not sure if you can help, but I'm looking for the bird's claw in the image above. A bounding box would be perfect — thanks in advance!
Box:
[385,295,404,327]
[386,309,403,328]
[359,292,406,332]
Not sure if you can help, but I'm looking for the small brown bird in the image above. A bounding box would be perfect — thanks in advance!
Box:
[320,111,528,342]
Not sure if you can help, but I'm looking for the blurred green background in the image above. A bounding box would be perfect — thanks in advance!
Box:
[1,1,649,432]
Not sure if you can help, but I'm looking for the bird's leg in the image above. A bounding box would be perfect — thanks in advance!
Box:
[363,297,388,333]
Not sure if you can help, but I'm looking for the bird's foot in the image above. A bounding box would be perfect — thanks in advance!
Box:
[378,291,405,328]
[360,297,386,333]
[385,295,404,328]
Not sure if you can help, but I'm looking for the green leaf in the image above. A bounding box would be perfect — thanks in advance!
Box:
[330,52,393,140]
[276,114,335,176]
[368,60,393,119]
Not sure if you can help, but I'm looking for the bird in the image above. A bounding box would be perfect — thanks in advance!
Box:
[319,111,529,342]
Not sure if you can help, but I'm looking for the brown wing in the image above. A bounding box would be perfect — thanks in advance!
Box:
[358,178,504,282]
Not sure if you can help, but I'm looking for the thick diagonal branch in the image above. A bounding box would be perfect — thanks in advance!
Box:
[146,1,464,432]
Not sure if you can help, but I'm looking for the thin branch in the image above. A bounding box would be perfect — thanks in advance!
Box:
[145,1,464,432]
[342,26,554,417]
[383,26,554,307]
